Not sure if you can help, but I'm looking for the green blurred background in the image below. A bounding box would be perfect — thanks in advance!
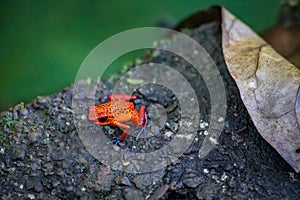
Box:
[0,0,280,111]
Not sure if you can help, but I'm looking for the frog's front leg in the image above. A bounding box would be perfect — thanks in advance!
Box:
[111,121,131,142]
[106,94,137,101]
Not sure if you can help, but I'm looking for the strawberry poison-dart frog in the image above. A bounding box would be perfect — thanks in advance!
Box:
[88,94,147,143]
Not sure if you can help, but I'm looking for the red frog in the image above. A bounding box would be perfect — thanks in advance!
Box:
[88,94,147,143]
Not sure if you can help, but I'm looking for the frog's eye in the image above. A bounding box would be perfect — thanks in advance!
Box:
[98,116,108,123]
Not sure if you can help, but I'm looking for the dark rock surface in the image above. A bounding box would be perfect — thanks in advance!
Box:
[1,22,300,199]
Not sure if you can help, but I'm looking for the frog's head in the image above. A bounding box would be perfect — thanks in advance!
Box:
[88,105,109,125]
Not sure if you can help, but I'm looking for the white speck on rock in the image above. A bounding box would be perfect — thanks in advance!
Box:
[113,145,120,152]
[209,137,218,145]
[218,117,224,122]
[247,76,258,90]
[176,134,193,140]
[164,131,174,139]
[28,194,35,199]
[212,175,219,181]
[221,173,228,181]
[199,121,209,129]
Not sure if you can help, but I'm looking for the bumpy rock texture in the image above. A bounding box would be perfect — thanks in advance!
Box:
[1,22,300,199]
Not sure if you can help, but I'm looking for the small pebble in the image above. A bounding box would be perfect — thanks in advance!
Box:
[217,117,224,122]
[66,185,74,192]
[117,176,132,186]
[221,173,228,181]
[164,131,174,140]
[27,194,35,199]
[149,184,169,200]
[52,181,60,188]
[199,121,209,129]
[20,108,29,116]
[113,145,121,152]
[212,175,218,181]
[0,148,4,154]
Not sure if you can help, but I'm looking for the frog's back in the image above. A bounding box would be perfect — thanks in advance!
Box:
[110,100,133,122]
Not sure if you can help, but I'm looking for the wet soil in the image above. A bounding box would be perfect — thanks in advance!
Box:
[1,22,300,199]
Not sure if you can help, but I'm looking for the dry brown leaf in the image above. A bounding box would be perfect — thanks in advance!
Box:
[221,8,300,172]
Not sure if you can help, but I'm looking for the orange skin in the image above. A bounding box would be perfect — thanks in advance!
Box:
[88,94,147,142]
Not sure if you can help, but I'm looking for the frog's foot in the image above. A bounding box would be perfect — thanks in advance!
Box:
[135,127,146,141]
[103,95,109,102]
[106,137,123,145]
